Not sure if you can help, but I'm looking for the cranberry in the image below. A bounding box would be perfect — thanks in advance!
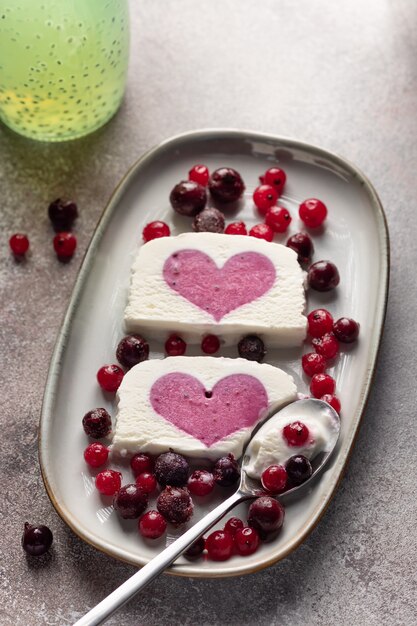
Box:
[157,486,193,526]
[130,453,153,476]
[225,221,247,235]
[22,523,53,556]
[82,407,112,439]
[248,496,285,534]
[299,198,327,228]
[312,333,340,359]
[249,223,274,242]
[96,364,124,392]
[283,421,310,447]
[95,469,122,496]
[139,510,167,539]
[310,373,336,398]
[253,184,278,214]
[113,484,149,519]
[237,335,265,363]
[154,451,189,487]
[301,352,327,377]
[321,394,341,414]
[285,455,313,486]
[265,206,292,233]
[83,442,109,468]
[333,317,360,343]
[201,334,220,354]
[9,233,30,256]
[193,207,225,233]
[213,454,240,487]
[116,335,149,369]
[261,167,287,196]
[165,334,186,356]
[189,164,209,186]
[286,232,314,265]
[48,198,78,231]
[307,309,334,338]
[308,260,340,291]
[170,180,207,217]
[224,517,244,536]
[205,530,234,561]
[235,527,260,556]
[261,465,287,494]
[135,472,157,495]
[53,232,77,261]
[208,168,245,203]
[142,221,170,243]
[184,536,205,558]
[187,470,215,496]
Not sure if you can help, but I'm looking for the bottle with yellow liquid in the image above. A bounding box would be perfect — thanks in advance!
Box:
[0,0,129,141]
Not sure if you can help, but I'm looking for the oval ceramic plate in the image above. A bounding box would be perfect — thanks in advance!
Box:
[39,129,389,577]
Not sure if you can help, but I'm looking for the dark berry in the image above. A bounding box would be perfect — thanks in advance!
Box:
[165,334,186,356]
[22,523,53,556]
[310,373,336,398]
[285,455,313,486]
[262,167,286,196]
[312,333,340,359]
[213,454,240,487]
[308,260,340,291]
[321,394,341,414]
[82,408,112,439]
[116,335,149,369]
[208,167,245,203]
[113,484,148,519]
[139,510,167,539]
[9,233,29,256]
[307,309,334,338]
[299,198,327,228]
[265,206,292,233]
[261,465,287,494]
[187,470,215,496]
[249,223,273,242]
[286,232,314,265]
[169,180,207,217]
[48,198,78,231]
[333,317,360,343]
[184,536,205,559]
[189,165,209,186]
[301,352,327,378]
[237,335,265,363]
[283,421,310,447]
[83,442,109,468]
[142,221,170,242]
[248,496,285,534]
[130,453,153,476]
[201,334,220,354]
[96,364,124,392]
[95,470,122,496]
[235,527,260,556]
[53,232,77,261]
[224,517,244,536]
[253,184,278,214]
[154,451,189,487]
[157,486,193,526]
[205,530,234,561]
[135,472,157,495]
[192,207,225,233]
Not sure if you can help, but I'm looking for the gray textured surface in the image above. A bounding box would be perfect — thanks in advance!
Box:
[1,0,416,624]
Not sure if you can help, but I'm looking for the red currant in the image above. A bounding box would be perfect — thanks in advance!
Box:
[9,233,29,256]
[333,317,360,343]
[130,453,153,476]
[224,517,244,536]
[139,510,167,539]
[249,223,274,242]
[253,184,278,214]
[265,206,292,233]
[283,421,310,447]
[53,232,77,260]
[165,334,186,356]
[312,333,340,359]
[84,442,109,468]
[187,470,215,496]
[321,394,341,414]
[299,198,327,228]
[225,221,247,235]
[95,469,122,496]
[301,352,327,377]
[188,164,209,186]
[261,167,286,196]
[310,373,336,398]
[96,364,124,392]
[135,472,157,494]
[142,221,170,243]
[307,309,334,338]
[261,465,287,494]
[205,530,234,561]
[234,527,260,556]
[201,335,220,354]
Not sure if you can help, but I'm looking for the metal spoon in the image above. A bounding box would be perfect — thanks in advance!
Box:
[74,398,340,626]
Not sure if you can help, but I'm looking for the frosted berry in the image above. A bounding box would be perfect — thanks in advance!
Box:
[193,207,225,233]
[208,168,245,203]
[237,335,265,362]
[84,442,109,468]
[187,470,215,496]
[48,198,78,231]
[224,517,244,535]
[253,184,278,214]
[310,373,336,398]
[249,223,273,242]
[205,530,234,561]
[301,352,327,377]
[286,232,314,265]
[139,510,167,539]
[142,221,170,243]
[261,465,287,494]
[235,527,260,556]
[135,472,157,495]
[201,334,220,354]
[261,167,286,196]
[130,453,153,476]
[225,221,247,235]
[170,180,207,216]
[116,335,149,369]
[96,364,124,392]
[157,486,193,526]
[248,496,285,534]
[321,394,341,414]
[184,536,205,558]
[82,407,112,439]
[113,484,148,519]
[95,470,122,496]
[53,232,77,261]
[165,334,186,356]
[333,317,360,343]
[307,309,334,338]
[154,451,189,487]
[9,233,29,256]
[213,454,240,487]
[265,206,292,233]
[299,198,327,228]
[312,333,340,359]
[189,164,209,186]
[283,421,310,447]
[22,523,53,556]
[285,455,312,486]
[308,260,340,291]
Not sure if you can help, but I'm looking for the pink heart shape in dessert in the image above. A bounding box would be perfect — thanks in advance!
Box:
[163,250,276,321]
[150,373,268,447]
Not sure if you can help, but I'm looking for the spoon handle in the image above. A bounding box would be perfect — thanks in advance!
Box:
[74,490,246,626]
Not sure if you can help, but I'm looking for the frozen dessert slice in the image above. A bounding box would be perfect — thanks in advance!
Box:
[124,233,306,347]
[112,356,297,459]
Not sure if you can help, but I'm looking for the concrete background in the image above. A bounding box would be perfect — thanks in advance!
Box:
[1,1,416,624]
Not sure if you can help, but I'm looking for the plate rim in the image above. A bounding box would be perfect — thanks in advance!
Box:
[38,128,390,578]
